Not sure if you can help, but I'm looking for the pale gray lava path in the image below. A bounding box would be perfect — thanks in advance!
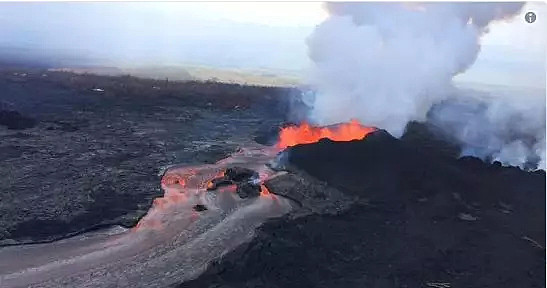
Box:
[0,145,292,288]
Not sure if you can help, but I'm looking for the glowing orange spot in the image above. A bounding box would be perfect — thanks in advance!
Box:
[216,169,226,177]
[277,119,376,149]
[260,185,271,196]
[207,181,214,189]
[162,174,180,185]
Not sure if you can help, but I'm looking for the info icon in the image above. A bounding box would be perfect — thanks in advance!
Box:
[525,12,536,23]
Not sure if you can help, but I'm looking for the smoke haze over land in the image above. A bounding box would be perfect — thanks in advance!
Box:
[0,2,543,87]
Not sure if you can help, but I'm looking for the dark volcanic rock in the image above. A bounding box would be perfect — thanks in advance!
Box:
[0,68,293,244]
[181,130,545,288]
[193,204,208,212]
[0,109,37,130]
[207,177,234,190]
[207,166,261,198]
[400,121,461,158]
[264,171,355,217]
[253,122,297,146]
[235,182,261,198]
[224,167,258,182]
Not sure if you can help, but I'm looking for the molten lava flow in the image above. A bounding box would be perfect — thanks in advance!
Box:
[277,119,376,149]
[260,184,271,196]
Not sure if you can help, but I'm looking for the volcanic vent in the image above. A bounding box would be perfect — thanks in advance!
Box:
[181,123,545,288]
[276,119,376,149]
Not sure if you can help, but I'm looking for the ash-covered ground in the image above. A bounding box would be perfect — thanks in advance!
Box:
[0,68,292,245]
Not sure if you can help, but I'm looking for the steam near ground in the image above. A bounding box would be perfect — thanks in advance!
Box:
[428,86,545,170]
[300,2,545,170]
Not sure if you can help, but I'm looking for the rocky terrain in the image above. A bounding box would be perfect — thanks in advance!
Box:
[0,67,544,288]
[181,130,545,288]
[0,68,292,244]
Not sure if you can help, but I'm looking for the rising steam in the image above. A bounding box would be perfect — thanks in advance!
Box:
[304,2,545,169]
[427,88,546,170]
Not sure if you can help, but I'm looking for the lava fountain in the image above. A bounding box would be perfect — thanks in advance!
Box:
[277,119,376,149]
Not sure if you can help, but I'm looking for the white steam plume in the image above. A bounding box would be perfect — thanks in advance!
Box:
[304,2,546,170]
[427,88,546,170]
[305,2,524,137]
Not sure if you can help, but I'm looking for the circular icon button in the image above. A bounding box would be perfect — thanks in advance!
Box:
[525,11,536,23]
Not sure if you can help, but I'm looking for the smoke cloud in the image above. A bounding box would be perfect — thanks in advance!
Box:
[304,2,545,169]
[427,87,546,170]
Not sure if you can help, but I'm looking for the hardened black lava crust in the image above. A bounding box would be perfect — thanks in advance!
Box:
[181,130,545,288]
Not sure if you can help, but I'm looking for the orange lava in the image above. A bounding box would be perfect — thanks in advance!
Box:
[162,174,180,185]
[260,184,271,196]
[277,119,376,149]
[161,174,188,187]
[204,169,227,190]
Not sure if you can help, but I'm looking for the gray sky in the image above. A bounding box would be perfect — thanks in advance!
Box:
[0,2,544,89]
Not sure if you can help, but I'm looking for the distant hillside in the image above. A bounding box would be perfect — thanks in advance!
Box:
[0,45,302,87]
[50,65,302,87]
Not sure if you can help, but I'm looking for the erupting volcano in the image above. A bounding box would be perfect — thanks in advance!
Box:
[277,119,376,149]
[0,2,544,288]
